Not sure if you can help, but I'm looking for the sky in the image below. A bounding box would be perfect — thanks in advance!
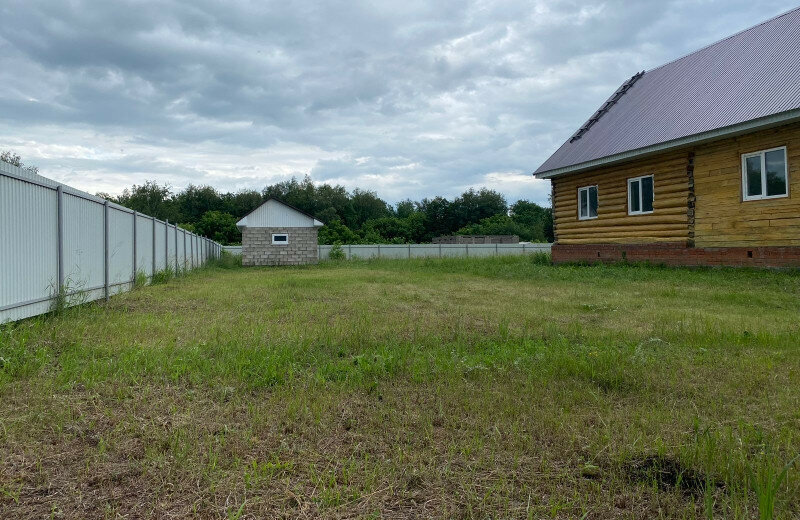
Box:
[1,0,797,206]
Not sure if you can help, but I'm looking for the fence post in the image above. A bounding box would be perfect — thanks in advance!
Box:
[408,243,411,259]
[495,243,498,256]
[104,201,109,301]
[132,211,137,283]
[56,186,64,291]
[348,244,352,260]
[164,219,169,271]
[152,217,157,277]
[183,230,186,271]
[522,243,526,255]
[190,234,194,269]
[174,224,179,275]
[466,244,469,258]
[439,243,442,258]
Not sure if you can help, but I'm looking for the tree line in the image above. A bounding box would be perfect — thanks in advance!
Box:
[102,176,553,245]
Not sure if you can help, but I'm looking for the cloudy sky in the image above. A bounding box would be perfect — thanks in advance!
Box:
[1,1,797,205]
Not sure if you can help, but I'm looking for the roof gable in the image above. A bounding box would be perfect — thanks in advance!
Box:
[236,198,324,229]
[535,7,800,178]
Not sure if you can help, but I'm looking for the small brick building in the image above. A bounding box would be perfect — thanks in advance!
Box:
[236,198,324,266]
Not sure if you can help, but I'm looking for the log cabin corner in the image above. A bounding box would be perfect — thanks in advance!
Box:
[534,7,800,267]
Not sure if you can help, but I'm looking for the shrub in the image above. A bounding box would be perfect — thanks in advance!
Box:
[208,251,243,269]
[329,243,346,261]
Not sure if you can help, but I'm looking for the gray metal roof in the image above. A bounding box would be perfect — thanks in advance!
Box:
[534,7,800,178]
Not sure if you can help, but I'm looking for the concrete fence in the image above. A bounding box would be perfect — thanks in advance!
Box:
[224,243,551,260]
[0,162,222,324]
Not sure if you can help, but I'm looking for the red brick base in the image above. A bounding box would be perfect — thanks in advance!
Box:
[552,243,800,268]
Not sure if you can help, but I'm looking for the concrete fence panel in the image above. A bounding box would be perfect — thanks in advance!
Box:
[229,243,552,261]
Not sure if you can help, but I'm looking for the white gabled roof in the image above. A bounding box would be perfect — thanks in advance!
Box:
[236,198,324,229]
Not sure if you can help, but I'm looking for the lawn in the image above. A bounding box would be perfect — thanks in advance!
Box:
[1,255,800,519]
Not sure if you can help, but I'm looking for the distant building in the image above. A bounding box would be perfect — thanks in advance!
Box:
[433,235,519,245]
[534,8,800,267]
[236,198,324,266]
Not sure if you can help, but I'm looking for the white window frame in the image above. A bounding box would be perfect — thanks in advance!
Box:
[741,146,789,201]
[271,233,289,245]
[628,174,654,216]
[577,185,598,220]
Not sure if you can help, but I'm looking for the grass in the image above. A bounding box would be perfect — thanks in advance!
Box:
[1,254,799,518]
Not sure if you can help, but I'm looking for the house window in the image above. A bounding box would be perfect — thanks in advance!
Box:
[578,185,598,220]
[628,175,654,215]
[742,146,788,201]
[272,233,289,245]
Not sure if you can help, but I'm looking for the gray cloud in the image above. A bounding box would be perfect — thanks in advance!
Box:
[0,0,797,205]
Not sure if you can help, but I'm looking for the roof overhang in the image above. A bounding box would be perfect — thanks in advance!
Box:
[236,216,324,229]
[533,108,800,180]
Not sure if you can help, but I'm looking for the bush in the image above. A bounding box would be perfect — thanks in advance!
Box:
[329,243,346,261]
[207,251,243,269]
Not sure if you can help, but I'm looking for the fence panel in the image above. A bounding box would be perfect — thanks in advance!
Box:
[109,207,135,293]
[227,243,552,261]
[154,222,166,272]
[0,165,222,324]
[0,174,58,322]
[410,245,440,258]
[63,193,105,301]
[135,214,154,277]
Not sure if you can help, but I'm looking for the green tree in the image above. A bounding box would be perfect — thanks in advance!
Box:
[396,199,417,219]
[510,200,553,242]
[194,211,240,245]
[318,219,360,245]
[221,190,264,219]
[1,150,39,174]
[112,181,178,222]
[349,188,392,228]
[457,214,527,239]
[417,196,452,241]
[175,185,224,223]
[449,188,508,231]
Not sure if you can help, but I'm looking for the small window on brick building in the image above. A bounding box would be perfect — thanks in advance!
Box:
[272,233,289,245]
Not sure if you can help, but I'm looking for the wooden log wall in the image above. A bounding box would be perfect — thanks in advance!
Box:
[551,150,690,244]
[693,121,800,247]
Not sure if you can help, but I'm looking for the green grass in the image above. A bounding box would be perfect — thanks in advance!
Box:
[1,255,800,518]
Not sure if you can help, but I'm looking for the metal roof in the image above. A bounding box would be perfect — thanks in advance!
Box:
[534,6,800,178]
[236,197,325,229]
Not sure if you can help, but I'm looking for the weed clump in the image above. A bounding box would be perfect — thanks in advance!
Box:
[328,243,346,261]
[206,251,242,269]
[151,267,175,285]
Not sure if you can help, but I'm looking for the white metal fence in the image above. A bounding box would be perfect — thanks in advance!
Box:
[223,243,551,260]
[318,243,551,260]
[1,162,222,324]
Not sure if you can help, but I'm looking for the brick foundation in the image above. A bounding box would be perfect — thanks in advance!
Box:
[552,243,800,268]
[242,227,319,266]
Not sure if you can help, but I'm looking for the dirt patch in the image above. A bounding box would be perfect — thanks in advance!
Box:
[625,455,723,498]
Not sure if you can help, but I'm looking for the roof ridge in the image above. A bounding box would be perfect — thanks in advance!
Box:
[648,5,800,74]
